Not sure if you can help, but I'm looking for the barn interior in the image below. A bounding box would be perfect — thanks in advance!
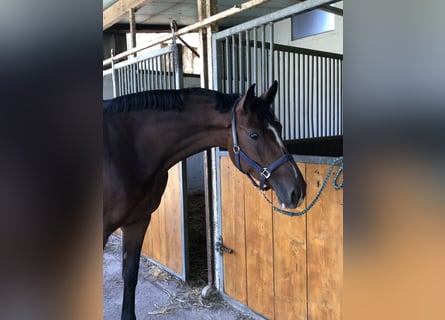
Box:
[103,1,343,319]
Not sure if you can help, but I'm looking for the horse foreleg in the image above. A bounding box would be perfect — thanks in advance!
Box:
[120,218,150,320]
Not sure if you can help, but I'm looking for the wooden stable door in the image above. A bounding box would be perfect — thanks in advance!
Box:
[141,162,188,280]
[220,156,342,320]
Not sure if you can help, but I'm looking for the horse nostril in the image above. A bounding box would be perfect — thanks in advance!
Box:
[290,190,299,205]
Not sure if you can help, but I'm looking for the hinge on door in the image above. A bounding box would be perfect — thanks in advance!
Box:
[215,236,233,255]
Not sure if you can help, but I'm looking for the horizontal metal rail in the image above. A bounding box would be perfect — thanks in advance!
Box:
[213,0,339,40]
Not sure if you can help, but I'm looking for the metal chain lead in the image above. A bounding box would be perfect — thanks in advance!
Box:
[259,157,343,217]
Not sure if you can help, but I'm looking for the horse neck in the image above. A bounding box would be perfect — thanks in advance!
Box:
[137,101,232,173]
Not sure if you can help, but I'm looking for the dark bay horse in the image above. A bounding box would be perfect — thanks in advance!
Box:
[103,81,306,320]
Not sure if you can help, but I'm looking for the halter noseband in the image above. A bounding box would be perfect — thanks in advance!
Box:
[231,99,294,191]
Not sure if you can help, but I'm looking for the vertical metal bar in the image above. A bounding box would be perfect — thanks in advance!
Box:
[261,24,266,92]
[268,23,274,90]
[339,59,343,135]
[127,64,131,94]
[120,67,125,95]
[128,65,132,94]
[166,52,170,90]
[217,40,223,91]
[159,55,163,89]
[111,49,118,98]
[286,51,290,140]
[310,54,315,138]
[139,61,143,92]
[238,32,243,93]
[253,28,257,86]
[142,59,147,91]
[122,67,125,96]
[151,57,155,89]
[155,56,159,89]
[119,67,124,96]
[165,52,169,89]
[116,68,121,97]
[246,30,250,86]
[136,61,140,92]
[116,67,120,97]
[281,50,284,130]
[292,52,296,139]
[225,37,230,93]
[324,57,327,137]
[333,58,336,135]
[172,50,176,89]
[318,56,321,137]
[158,54,161,89]
[297,53,301,139]
[328,58,332,136]
[135,61,139,92]
[118,67,123,96]
[336,58,340,135]
[231,35,236,93]
[165,52,169,90]
[167,52,171,89]
[131,63,136,93]
[132,63,137,93]
[162,54,168,89]
[277,50,281,125]
[302,54,306,138]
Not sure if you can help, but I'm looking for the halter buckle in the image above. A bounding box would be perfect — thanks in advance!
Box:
[261,168,271,179]
[233,145,240,154]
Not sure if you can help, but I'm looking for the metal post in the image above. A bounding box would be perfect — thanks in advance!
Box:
[111,49,118,98]
[170,20,177,45]
[197,0,218,300]
[174,44,183,89]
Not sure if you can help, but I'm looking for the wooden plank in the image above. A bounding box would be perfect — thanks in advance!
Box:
[244,184,275,319]
[220,157,247,304]
[273,162,308,320]
[164,164,183,274]
[141,163,183,275]
[306,163,343,320]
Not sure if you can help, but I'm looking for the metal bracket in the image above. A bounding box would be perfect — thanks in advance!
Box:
[215,236,233,255]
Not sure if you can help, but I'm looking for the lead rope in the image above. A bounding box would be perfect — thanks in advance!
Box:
[259,156,344,217]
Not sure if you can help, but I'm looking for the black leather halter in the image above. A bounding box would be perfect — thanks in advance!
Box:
[231,99,294,191]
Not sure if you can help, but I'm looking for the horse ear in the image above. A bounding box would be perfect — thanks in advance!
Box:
[260,80,278,105]
[241,83,256,112]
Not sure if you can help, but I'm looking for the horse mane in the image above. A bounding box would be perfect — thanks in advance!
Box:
[103,88,240,113]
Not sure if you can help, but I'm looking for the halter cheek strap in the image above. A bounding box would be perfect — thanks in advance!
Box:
[231,100,294,191]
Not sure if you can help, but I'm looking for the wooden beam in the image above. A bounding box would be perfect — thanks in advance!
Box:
[103,0,152,30]
[128,8,136,55]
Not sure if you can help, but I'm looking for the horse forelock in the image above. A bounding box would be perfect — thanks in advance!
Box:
[244,97,277,125]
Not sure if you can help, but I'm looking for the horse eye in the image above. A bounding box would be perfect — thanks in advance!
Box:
[249,132,259,140]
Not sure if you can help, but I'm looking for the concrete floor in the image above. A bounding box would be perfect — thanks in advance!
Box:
[103,235,254,320]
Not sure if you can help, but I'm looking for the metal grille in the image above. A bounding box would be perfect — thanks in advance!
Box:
[103,44,184,97]
[213,24,342,140]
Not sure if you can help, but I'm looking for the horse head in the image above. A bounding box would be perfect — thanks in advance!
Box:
[228,81,306,209]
